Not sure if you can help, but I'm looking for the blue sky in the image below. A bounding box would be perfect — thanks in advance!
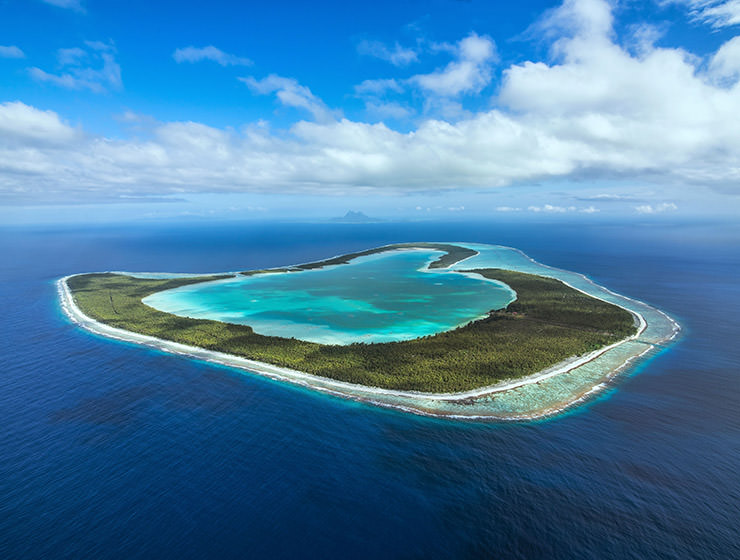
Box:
[1,0,739,223]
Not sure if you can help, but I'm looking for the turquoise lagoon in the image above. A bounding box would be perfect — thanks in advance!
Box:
[143,249,516,345]
[135,242,679,418]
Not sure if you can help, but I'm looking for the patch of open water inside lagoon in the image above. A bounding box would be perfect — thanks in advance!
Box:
[143,249,516,344]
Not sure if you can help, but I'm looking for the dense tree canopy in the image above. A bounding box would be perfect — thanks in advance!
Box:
[67,263,637,393]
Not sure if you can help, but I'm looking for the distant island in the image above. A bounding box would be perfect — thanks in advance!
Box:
[58,242,679,419]
[331,210,382,223]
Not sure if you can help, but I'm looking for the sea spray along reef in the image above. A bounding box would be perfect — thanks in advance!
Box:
[59,243,680,419]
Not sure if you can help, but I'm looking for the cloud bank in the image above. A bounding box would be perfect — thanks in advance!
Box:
[3,0,740,203]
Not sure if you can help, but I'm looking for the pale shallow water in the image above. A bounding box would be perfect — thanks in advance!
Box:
[143,249,515,344]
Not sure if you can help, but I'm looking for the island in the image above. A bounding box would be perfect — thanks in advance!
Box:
[58,242,680,420]
[330,210,382,223]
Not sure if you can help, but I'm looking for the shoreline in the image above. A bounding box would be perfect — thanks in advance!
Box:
[144,247,500,347]
[57,246,677,419]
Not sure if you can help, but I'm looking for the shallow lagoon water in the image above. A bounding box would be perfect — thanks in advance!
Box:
[143,249,515,344]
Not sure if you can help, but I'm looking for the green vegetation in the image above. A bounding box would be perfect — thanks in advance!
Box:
[67,258,637,392]
[241,242,477,274]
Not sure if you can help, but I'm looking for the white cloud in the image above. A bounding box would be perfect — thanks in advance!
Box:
[537,0,614,40]
[576,193,639,201]
[496,0,740,185]
[364,101,413,120]
[354,78,404,95]
[0,46,25,59]
[627,23,666,56]
[504,203,598,213]
[355,79,410,121]
[4,1,740,204]
[173,46,252,67]
[528,204,577,213]
[41,0,84,12]
[0,101,80,145]
[239,74,337,123]
[29,42,121,93]
[409,32,497,97]
[635,202,678,214]
[357,40,418,66]
[708,36,740,84]
[672,0,740,28]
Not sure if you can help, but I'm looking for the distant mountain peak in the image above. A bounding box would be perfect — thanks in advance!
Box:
[332,211,381,223]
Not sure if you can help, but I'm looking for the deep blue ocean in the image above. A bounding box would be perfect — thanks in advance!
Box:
[1,219,738,559]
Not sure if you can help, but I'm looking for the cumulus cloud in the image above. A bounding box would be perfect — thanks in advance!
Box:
[28,41,121,93]
[354,34,496,118]
[357,40,418,66]
[409,32,497,97]
[3,0,740,204]
[0,101,81,144]
[536,0,615,40]
[0,46,25,59]
[635,202,678,213]
[708,36,740,83]
[496,206,522,212]
[173,46,252,66]
[239,74,337,123]
[496,0,740,186]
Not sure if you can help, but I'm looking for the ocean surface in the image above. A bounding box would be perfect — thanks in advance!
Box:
[143,249,515,345]
[1,219,738,559]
